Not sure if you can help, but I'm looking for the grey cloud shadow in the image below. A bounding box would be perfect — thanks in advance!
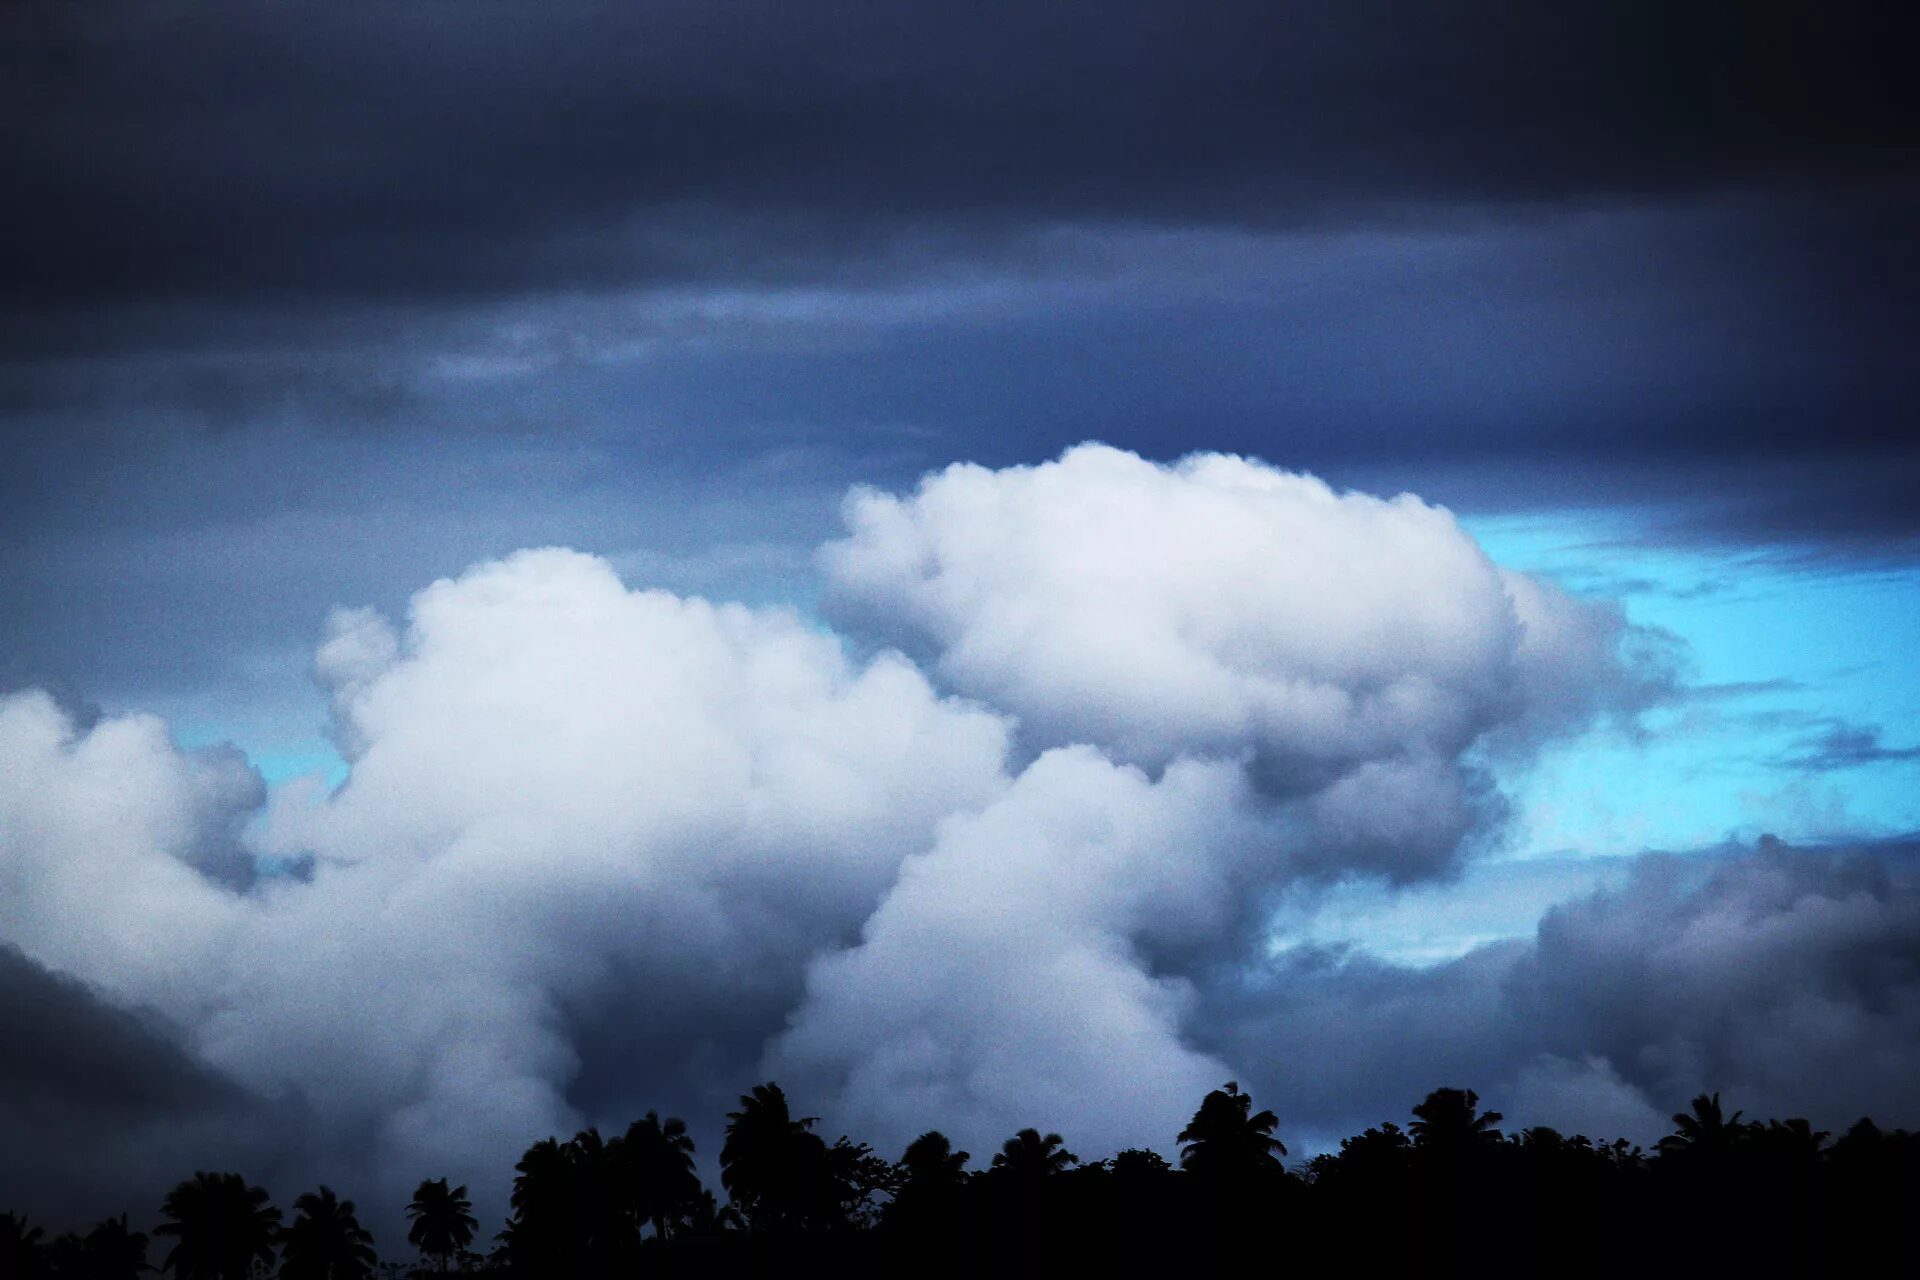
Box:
[0,947,287,1230]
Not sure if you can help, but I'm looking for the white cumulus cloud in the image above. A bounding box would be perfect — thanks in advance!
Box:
[773,748,1261,1159]
[823,443,1659,878]
[0,446,1709,1229]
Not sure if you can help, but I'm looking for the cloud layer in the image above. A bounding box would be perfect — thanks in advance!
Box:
[1212,838,1920,1149]
[9,2,1908,310]
[1,447,1912,1236]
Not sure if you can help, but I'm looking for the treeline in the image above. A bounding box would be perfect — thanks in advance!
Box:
[4,1081,1916,1278]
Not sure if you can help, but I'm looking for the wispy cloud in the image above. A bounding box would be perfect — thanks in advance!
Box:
[1778,721,1920,772]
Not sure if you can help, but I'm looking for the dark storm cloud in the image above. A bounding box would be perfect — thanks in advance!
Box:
[2,0,1917,726]
[4,0,1911,312]
[1205,836,1920,1146]
[0,946,273,1228]
[0,947,230,1124]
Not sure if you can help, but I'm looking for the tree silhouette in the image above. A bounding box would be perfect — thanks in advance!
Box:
[2,1212,47,1280]
[403,1180,475,1273]
[1173,1082,1291,1258]
[51,1215,152,1280]
[679,1188,742,1238]
[278,1188,375,1280]
[570,1127,635,1263]
[1109,1148,1173,1180]
[899,1131,969,1189]
[502,1130,636,1275]
[822,1137,897,1229]
[1409,1087,1504,1152]
[7,1079,1919,1278]
[1658,1090,1751,1159]
[977,1129,1081,1261]
[1406,1093,1504,1271]
[502,1137,566,1273]
[989,1129,1078,1182]
[1656,1092,1752,1160]
[720,1083,838,1233]
[1311,1120,1411,1180]
[614,1112,702,1241]
[1751,1117,1831,1270]
[44,1232,83,1280]
[1762,1117,1829,1160]
[1177,1081,1286,1180]
[1305,1118,1415,1237]
[883,1131,969,1238]
[1754,1116,1829,1183]
[155,1173,281,1280]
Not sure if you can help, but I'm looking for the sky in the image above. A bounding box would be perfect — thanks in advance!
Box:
[2,0,1918,1239]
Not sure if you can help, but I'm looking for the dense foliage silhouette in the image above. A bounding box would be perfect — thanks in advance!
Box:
[153,1173,280,1280]
[4,1080,1915,1278]
[613,1113,700,1243]
[278,1188,375,1280]
[988,1129,1077,1183]
[1,1214,46,1280]
[403,1180,475,1273]
[1177,1080,1285,1180]
[717,1083,836,1235]
[45,1214,148,1280]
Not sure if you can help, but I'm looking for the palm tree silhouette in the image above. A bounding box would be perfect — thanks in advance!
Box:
[1177,1082,1287,1180]
[43,1216,150,1280]
[680,1188,743,1237]
[900,1131,970,1188]
[403,1180,475,1273]
[615,1112,702,1241]
[1404,1090,1504,1270]
[883,1131,970,1237]
[278,1188,375,1280]
[503,1130,631,1272]
[1761,1117,1830,1169]
[720,1082,835,1232]
[79,1214,152,1280]
[1409,1088,1504,1151]
[982,1129,1078,1252]
[155,1172,281,1280]
[502,1135,573,1273]
[510,1136,573,1214]
[2,1212,46,1280]
[564,1127,633,1262]
[1656,1092,1749,1158]
[989,1129,1078,1181]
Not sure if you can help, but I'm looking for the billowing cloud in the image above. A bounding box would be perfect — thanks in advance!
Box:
[1511,838,1920,1124]
[1210,838,1920,1148]
[824,444,1664,881]
[1503,1055,1670,1144]
[826,445,1655,770]
[0,692,257,1018]
[230,549,1011,1214]
[777,448,1673,1156]
[0,549,1010,1226]
[0,451,1905,1239]
[773,749,1257,1157]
